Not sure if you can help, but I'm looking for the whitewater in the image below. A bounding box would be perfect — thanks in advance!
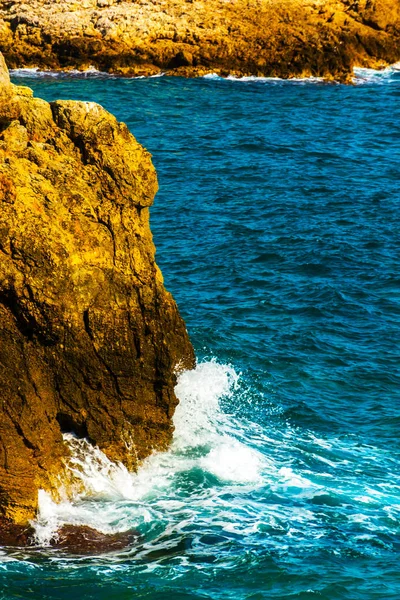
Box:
[32,360,400,560]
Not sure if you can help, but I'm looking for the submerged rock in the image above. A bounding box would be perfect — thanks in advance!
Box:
[51,525,139,555]
[0,52,195,527]
[0,0,399,80]
[0,521,139,554]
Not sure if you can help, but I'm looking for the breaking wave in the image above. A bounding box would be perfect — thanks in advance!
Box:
[30,360,400,563]
[353,62,400,84]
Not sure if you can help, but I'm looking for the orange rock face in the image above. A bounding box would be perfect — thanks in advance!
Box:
[0,52,194,525]
[0,0,399,80]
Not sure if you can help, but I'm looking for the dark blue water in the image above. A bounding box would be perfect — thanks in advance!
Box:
[4,68,400,599]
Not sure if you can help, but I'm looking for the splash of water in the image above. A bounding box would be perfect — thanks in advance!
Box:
[31,360,400,556]
[33,361,263,544]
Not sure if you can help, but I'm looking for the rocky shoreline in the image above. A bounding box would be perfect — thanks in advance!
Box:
[0,50,194,539]
[0,0,400,82]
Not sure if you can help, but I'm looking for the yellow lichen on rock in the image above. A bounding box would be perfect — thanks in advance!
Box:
[0,51,194,525]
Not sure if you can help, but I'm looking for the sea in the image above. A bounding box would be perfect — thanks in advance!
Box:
[3,66,400,599]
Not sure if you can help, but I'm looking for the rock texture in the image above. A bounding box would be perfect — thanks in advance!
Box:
[0,52,194,526]
[0,521,139,553]
[0,0,400,80]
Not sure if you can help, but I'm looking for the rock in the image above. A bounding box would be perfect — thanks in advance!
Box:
[0,51,195,526]
[0,0,400,80]
[0,520,35,546]
[168,50,193,69]
[0,50,10,92]
[0,521,139,554]
[51,525,139,554]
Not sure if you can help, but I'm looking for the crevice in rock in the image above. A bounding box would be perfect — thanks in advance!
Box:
[4,403,36,452]
[56,412,88,439]
[0,290,56,347]
[0,118,11,134]
[12,420,36,451]
[97,216,116,266]
[83,308,122,396]
[0,291,36,343]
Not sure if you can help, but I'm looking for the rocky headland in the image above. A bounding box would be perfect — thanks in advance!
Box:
[0,50,194,543]
[0,0,400,81]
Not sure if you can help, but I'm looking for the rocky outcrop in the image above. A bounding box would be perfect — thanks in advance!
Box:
[0,52,194,526]
[0,0,399,81]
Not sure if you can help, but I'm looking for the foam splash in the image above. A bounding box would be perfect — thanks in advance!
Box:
[9,67,165,80]
[203,73,324,84]
[353,63,400,84]
[33,361,263,544]
[226,75,324,84]
[201,441,262,483]
[173,361,238,448]
[31,360,400,552]
[10,66,109,78]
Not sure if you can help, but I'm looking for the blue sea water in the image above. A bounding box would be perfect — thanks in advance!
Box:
[4,67,400,599]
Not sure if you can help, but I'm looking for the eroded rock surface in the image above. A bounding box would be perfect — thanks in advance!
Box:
[0,0,400,80]
[0,52,195,525]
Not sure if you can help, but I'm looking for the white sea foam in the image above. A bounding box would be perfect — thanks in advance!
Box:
[173,361,238,448]
[353,63,400,84]
[226,75,324,83]
[200,440,262,483]
[203,73,324,84]
[32,361,263,543]
[202,73,222,80]
[10,66,108,78]
[30,359,400,551]
[9,67,165,80]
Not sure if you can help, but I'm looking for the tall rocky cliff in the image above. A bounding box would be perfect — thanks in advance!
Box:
[0,0,400,80]
[0,52,194,525]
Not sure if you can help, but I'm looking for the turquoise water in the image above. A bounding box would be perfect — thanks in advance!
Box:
[4,68,400,599]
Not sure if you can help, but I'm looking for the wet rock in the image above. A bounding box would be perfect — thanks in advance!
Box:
[51,525,139,555]
[0,521,139,554]
[0,51,195,525]
[0,520,35,546]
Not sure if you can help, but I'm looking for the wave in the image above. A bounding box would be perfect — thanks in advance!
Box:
[30,360,400,560]
[207,64,400,85]
[32,361,263,546]
[353,62,400,84]
[9,67,165,80]
[203,73,324,84]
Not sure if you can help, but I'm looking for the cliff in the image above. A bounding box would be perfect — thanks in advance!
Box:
[0,0,400,81]
[0,51,195,527]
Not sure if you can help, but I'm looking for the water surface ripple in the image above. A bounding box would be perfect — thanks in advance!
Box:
[4,70,400,599]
